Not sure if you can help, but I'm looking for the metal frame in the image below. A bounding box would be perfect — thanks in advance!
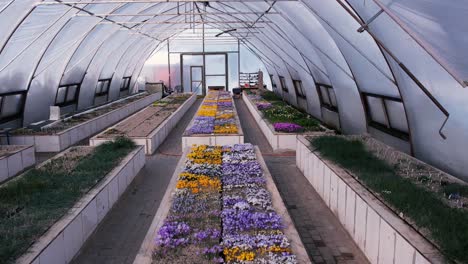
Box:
[0,91,27,125]
[361,92,410,141]
[292,79,306,99]
[316,83,338,113]
[189,65,204,93]
[278,76,289,93]
[180,52,229,94]
[95,78,112,99]
[55,83,81,108]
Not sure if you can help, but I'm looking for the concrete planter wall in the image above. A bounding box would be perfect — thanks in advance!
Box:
[133,147,310,264]
[243,92,328,151]
[296,136,443,264]
[17,145,145,264]
[8,93,162,153]
[91,93,196,155]
[182,97,244,148]
[0,145,35,183]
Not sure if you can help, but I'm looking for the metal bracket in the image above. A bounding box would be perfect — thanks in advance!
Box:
[357,9,384,33]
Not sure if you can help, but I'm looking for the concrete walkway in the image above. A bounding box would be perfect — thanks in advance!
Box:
[235,98,369,264]
[72,96,367,264]
[71,99,202,264]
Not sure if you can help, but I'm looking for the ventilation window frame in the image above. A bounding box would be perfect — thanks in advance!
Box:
[0,91,27,124]
[55,83,80,107]
[269,74,277,90]
[95,78,112,97]
[120,76,131,92]
[362,92,410,140]
[316,83,338,112]
[279,76,289,93]
[293,79,306,99]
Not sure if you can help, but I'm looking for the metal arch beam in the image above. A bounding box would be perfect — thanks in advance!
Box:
[369,0,466,88]
[59,1,169,80]
[59,2,190,90]
[292,1,396,84]
[204,5,317,78]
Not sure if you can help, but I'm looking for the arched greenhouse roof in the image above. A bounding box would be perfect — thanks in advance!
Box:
[0,0,467,180]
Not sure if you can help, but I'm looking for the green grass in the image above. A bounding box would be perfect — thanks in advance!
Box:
[442,183,468,198]
[260,90,282,102]
[310,136,468,263]
[0,137,136,263]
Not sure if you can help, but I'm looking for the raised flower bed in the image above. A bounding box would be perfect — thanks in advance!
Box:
[6,92,162,152]
[182,91,244,148]
[1,138,145,264]
[90,93,196,155]
[134,144,309,263]
[295,135,468,263]
[0,145,35,184]
[243,90,331,150]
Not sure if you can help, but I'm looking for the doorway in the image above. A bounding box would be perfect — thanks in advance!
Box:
[181,52,228,94]
[190,66,203,93]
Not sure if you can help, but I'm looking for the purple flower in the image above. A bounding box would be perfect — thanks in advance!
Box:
[256,102,272,110]
[273,122,304,133]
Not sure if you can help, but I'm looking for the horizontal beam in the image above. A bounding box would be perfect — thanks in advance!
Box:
[75,12,279,16]
[39,0,297,4]
[99,20,272,24]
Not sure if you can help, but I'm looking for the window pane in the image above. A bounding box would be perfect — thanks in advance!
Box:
[319,86,331,105]
[366,96,387,126]
[96,82,103,94]
[328,88,337,107]
[270,75,277,88]
[66,85,77,102]
[101,81,109,93]
[385,100,409,133]
[56,87,67,104]
[1,94,23,118]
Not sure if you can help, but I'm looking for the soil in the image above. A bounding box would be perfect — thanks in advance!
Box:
[99,94,190,139]
[41,147,93,174]
[11,93,150,135]
[0,145,24,158]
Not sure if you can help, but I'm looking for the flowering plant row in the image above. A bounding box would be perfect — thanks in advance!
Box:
[153,144,297,263]
[246,90,322,133]
[187,91,239,135]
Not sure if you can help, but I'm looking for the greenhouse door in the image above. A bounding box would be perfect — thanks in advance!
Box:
[180,52,228,94]
[190,66,203,93]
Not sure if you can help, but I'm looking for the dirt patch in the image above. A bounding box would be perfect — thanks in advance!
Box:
[100,94,190,139]
[41,147,93,174]
[0,146,25,158]
[12,93,150,135]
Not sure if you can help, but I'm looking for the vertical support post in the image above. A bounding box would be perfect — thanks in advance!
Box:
[202,21,206,95]
[167,39,172,91]
[238,39,241,88]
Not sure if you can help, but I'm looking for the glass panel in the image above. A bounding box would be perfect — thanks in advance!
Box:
[319,86,331,105]
[56,87,67,104]
[385,100,409,133]
[328,89,338,107]
[205,54,226,75]
[279,77,287,90]
[191,81,203,94]
[191,67,203,81]
[206,76,226,90]
[96,82,103,94]
[1,94,23,118]
[66,85,77,102]
[366,96,387,126]
[102,81,109,93]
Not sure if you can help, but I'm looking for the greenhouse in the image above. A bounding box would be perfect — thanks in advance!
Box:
[0,1,466,263]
